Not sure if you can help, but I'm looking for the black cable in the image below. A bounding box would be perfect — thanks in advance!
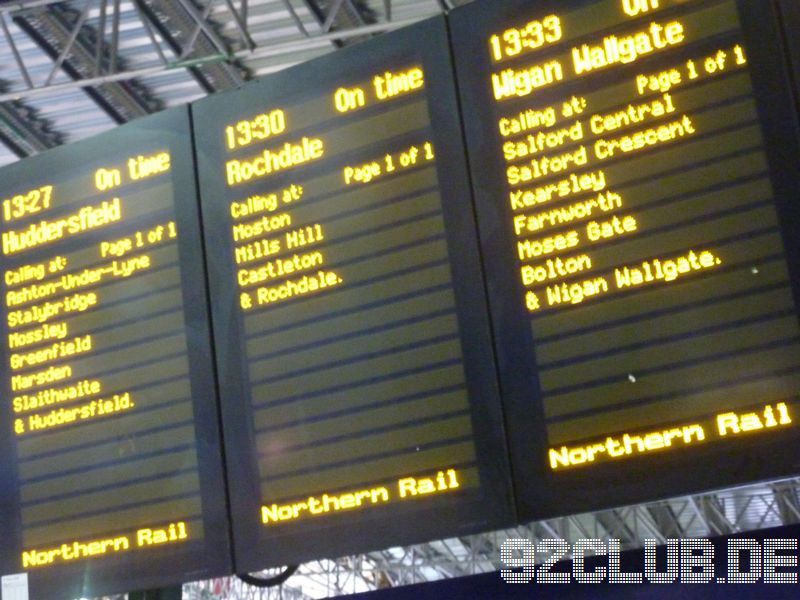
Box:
[237,565,300,588]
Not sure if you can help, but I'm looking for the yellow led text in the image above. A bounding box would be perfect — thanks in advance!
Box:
[502,94,678,162]
[237,251,325,287]
[229,184,303,220]
[6,255,152,308]
[232,212,292,244]
[594,115,695,159]
[551,423,705,469]
[524,249,722,312]
[510,170,607,211]
[343,142,435,186]
[261,469,461,525]
[637,67,683,95]
[7,292,98,329]
[5,258,64,288]
[262,486,390,523]
[129,152,170,180]
[94,151,171,191]
[9,334,91,371]
[21,521,189,568]
[508,116,696,184]
[590,93,676,135]
[13,379,101,414]
[100,221,176,258]
[398,468,460,498]
[502,120,584,162]
[636,44,748,96]
[622,0,659,17]
[550,402,794,470]
[22,536,130,568]
[136,521,189,546]
[544,277,610,307]
[2,198,121,256]
[225,109,287,151]
[499,105,558,137]
[614,249,721,288]
[717,403,792,436]
[488,15,562,62]
[225,137,324,186]
[492,59,564,101]
[514,191,623,235]
[15,392,134,435]
[507,146,588,185]
[374,67,424,100]
[11,364,72,393]
[8,321,68,350]
[572,20,685,76]
[2,185,54,223]
[235,224,324,266]
[240,270,343,310]
[334,67,424,114]
[522,255,593,286]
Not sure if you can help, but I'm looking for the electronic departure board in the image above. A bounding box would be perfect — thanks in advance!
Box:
[193,16,514,570]
[0,109,230,598]
[451,0,800,518]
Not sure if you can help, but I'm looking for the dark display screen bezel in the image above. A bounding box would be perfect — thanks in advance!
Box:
[193,15,516,572]
[0,107,232,599]
[449,0,800,521]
